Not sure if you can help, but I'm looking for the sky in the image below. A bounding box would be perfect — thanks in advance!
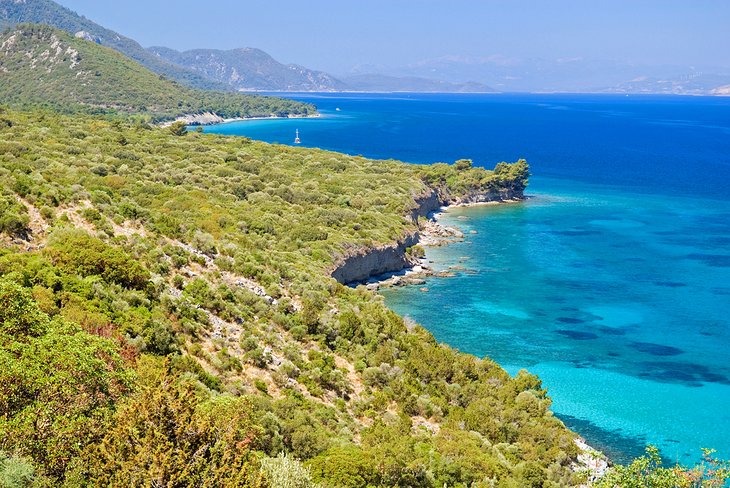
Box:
[58,0,730,74]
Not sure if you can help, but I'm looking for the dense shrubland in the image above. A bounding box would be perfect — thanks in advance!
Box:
[0,107,724,486]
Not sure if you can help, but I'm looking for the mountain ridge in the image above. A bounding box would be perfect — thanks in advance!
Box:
[7,0,725,95]
[148,45,348,92]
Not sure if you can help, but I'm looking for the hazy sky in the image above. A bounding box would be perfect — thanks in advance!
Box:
[59,0,730,73]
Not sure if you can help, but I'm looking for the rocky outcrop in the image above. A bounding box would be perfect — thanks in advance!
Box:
[74,31,99,44]
[441,187,523,206]
[330,232,420,284]
[172,112,225,126]
[410,188,442,222]
[331,185,524,285]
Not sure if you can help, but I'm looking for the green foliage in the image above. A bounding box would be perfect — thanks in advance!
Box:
[420,158,530,198]
[1,105,712,486]
[0,451,35,488]
[261,452,319,488]
[0,279,133,480]
[169,121,188,136]
[454,158,473,170]
[307,446,379,487]
[0,193,29,237]
[68,357,264,487]
[0,280,48,337]
[46,229,150,289]
[595,446,730,488]
[494,158,530,193]
[0,0,226,90]
[0,24,315,122]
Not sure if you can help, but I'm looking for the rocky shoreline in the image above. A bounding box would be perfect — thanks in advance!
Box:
[344,196,613,484]
[357,211,467,291]
[330,186,523,286]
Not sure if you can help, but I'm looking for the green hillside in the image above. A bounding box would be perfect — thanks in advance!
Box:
[0,24,315,121]
[0,106,597,487]
[0,0,227,90]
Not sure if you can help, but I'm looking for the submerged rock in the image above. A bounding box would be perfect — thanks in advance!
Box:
[435,271,457,278]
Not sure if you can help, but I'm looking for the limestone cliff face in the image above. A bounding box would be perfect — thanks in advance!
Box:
[330,184,524,285]
[410,188,442,222]
[409,186,523,222]
[330,232,420,284]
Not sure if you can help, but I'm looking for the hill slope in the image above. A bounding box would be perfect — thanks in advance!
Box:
[0,24,315,120]
[0,0,228,90]
[149,46,348,92]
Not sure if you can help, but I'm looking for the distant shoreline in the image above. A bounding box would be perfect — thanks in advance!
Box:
[240,90,724,97]
[160,112,321,128]
[218,113,322,125]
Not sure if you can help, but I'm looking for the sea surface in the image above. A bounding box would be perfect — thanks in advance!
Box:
[205,93,730,464]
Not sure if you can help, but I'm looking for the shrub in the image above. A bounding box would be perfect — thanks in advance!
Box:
[46,229,150,289]
[0,194,29,237]
[261,452,318,488]
[69,358,264,486]
[0,280,132,479]
[254,379,269,394]
[168,121,188,136]
[454,158,473,170]
[0,451,35,488]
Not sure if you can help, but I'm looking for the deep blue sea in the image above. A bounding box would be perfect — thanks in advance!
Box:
[205,93,730,464]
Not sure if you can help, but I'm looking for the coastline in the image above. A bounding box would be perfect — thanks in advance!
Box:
[218,112,322,125]
[359,196,612,481]
[159,111,321,128]
[386,196,612,480]
[358,199,524,291]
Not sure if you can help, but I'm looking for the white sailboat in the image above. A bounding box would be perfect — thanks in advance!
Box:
[294,129,301,144]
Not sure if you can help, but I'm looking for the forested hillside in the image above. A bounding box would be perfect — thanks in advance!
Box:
[0,24,315,121]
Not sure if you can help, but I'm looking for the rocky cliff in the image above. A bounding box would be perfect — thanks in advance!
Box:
[330,232,420,284]
[331,185,523,284]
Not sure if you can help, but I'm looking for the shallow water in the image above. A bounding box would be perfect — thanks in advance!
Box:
[205,93,730,463]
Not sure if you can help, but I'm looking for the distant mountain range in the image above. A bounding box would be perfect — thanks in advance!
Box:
[365,55,730,95]
[148,46,348,92]
[338,74,494,93]
[0,0,489,93]
[1,0,728,95]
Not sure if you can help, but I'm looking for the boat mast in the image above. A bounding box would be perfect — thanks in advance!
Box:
[294,129,301,144]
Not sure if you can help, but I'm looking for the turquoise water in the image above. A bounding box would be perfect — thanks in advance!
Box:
[382,186,730,464]
[205,94,730,464]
